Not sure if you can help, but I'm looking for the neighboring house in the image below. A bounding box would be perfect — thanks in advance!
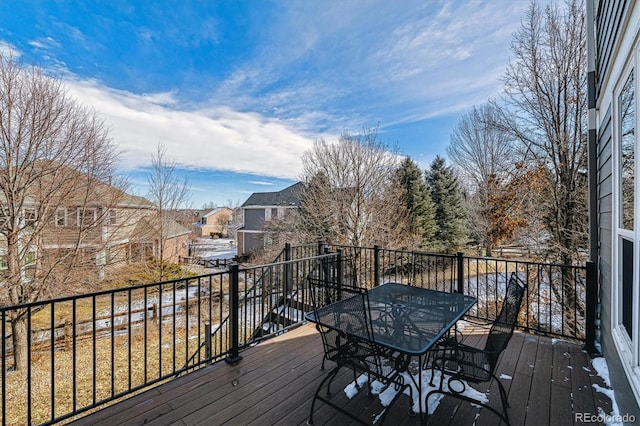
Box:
[131,215,191,264]
[589,0,640,417]
[194,207,233,238]
[0,165,191,281]
[236,182,303,256]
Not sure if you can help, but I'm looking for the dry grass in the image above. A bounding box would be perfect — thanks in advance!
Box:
[3,317,231,425]
[1,272,236,425]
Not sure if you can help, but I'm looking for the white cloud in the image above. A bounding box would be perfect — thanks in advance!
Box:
[248,181,275,186]
[64,79,315,179]
[28,37,61,50]
[209,0,528,135]
[0,41,19,57]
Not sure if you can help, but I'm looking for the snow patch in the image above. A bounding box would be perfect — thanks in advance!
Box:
[591,357,624,426]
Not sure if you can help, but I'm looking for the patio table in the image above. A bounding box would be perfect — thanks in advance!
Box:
[306,282,477,423]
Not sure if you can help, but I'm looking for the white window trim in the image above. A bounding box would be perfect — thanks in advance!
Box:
[56,208,67,227]
[611,43,640,405]
[23,208,36,226]
[77,207,97,227]
[108,208,117,225]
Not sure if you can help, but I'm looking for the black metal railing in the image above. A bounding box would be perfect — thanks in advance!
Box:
[0,252,340,426]
[323,244,591,341]
[0,242,596,425]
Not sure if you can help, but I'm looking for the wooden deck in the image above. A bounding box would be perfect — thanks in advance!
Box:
[71,323,613,426]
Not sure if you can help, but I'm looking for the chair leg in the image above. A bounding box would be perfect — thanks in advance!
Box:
[494,374,511,424]
[308,365,342,425]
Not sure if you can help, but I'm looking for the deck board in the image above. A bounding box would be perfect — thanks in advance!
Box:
[70,323,609,426]
[549,338,576,426]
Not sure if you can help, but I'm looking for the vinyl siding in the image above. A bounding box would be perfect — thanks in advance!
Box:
[595,0,630,95]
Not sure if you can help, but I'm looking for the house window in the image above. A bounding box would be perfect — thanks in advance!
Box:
[56,208,67,227]
[23,208,36,227]
[271,208,278,219]
[24,251,36,279]
[108,209,117,225]
[614,64,639,376]
[619,70,636,340]
[77,208,96,227]
[620,72,635,231]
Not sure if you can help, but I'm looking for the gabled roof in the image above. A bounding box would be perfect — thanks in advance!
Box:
[132,214,192,240]
[10,160,156,209]
[203,207,232,217]
[241,182,304,208]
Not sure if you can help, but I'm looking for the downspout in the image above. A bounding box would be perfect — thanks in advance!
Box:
[586,0,601,354]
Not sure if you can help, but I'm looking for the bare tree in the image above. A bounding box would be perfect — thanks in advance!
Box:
[146,143,192,280]
[0,52,125,370]
[489,0,587,334]
[448,104,518,255]
[296,128,411,249]
[492,0,588,265]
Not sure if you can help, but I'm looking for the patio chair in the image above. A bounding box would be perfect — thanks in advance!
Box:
[427,272,526,425]
[307,279,412,425]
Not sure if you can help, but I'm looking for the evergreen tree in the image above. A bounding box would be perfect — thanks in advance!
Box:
[426,156,468,253]
[396,157,436,244]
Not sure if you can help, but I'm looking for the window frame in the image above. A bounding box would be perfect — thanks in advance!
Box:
[23,208,36,227]
[77,207,97,227]
[612,51,640,384]
[108,208,117,225]
[55,208,68,227]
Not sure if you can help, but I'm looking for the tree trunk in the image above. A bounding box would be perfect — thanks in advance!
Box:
[11,317,28,371]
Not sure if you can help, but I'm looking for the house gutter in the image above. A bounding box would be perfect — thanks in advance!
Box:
[585,0,600,354]
[587,0,598,263]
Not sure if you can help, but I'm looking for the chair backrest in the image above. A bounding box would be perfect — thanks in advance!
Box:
[483,272,526,369]
[306,278,397,378]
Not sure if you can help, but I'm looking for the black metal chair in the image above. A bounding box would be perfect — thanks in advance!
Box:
[426,272,526,425]
[307,278,412,425]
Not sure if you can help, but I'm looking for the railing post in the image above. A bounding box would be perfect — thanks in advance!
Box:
[584,260,599,354]
[226,263,243,364]
[456,251,464,294]
[337,250,343,300]
[336,249,344,287]
[284,242,292,296]
[205,323,212,360]
[374,245,380,287]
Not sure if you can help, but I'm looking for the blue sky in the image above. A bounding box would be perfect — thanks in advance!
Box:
[0,0,531,208]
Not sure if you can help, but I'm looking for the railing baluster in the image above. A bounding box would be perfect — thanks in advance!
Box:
[50,302,55,422]
[27,306,32,425]
[143,287,148,384]
[158,283,162,379]
[92,295,96,405]
[2,310,5,426]
[128,288,132,391]
[110,292,115,397]
[172,280,176,374]
[72,300,76,412]
[185,279,189,369]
